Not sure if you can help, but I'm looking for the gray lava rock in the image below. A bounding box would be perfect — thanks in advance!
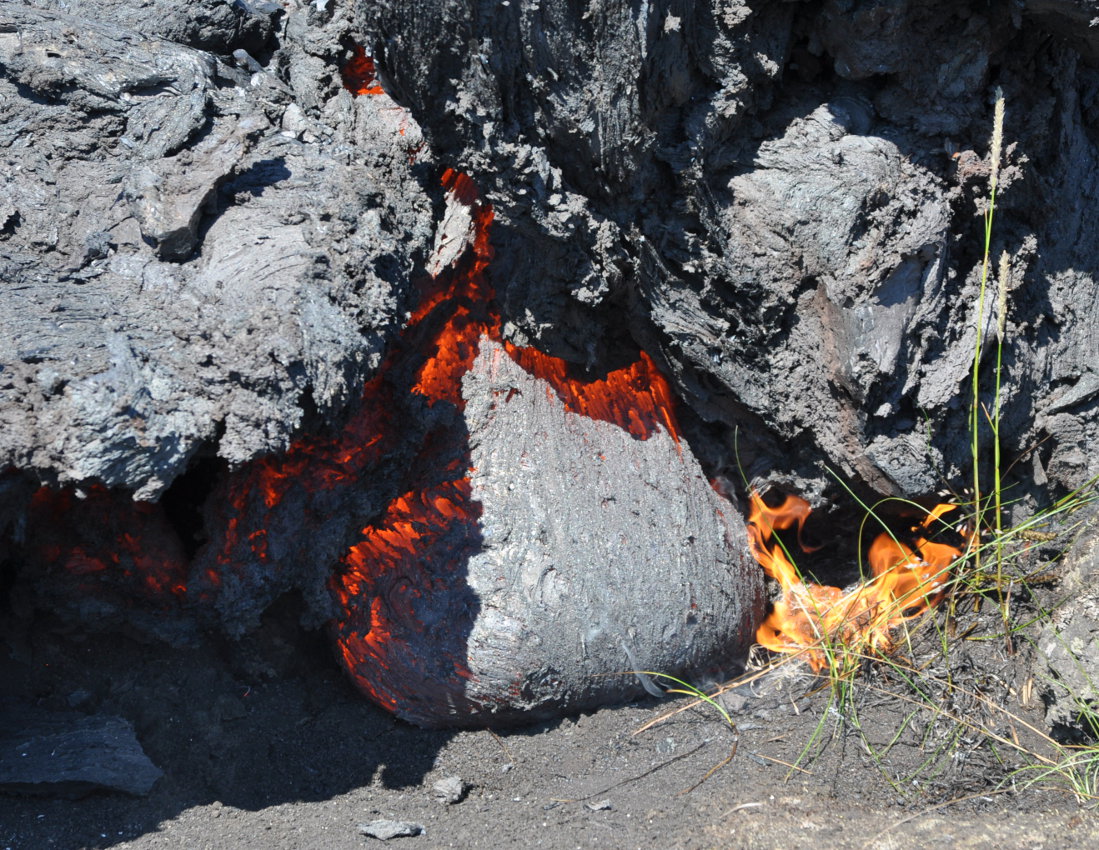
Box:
[333,337,764,727]
[0,704,162,797]
[0,1,433,498]
[432,775,468,804]
[1037,515,1099,735]
[358,820,424,840]
[358,0,1099,512]
[460,341,763,721]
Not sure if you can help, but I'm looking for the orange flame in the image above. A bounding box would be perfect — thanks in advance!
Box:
[748,491,966,670]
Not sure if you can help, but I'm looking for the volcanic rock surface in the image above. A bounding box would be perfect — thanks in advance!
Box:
[1039,515,1099,735]
[0,0,432,499]
[358,0,1099,508]
[0,703,162,797]
[331,336,762,727]
[3,0,1099,736]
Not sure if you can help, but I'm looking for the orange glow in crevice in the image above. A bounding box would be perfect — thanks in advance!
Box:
[747,491,967,671]
[194,370,399,609]
[504,346,680,442]
[331,478,482,710]
[27,485,189,606]
[326,164,683,706]
[341,45,386,96]
[326,168,498,701]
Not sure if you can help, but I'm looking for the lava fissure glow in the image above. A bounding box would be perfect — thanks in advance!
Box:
[27,484,189,609]
[24,73,687,721]
[748,490,967,670]
[328,163,683,708]
[340,45,385,96]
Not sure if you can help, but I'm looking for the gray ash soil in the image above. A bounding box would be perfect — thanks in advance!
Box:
[3,597,1096,850]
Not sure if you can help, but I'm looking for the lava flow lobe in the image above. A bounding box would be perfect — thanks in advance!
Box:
[18,73,763,728]
[322,171,759,726]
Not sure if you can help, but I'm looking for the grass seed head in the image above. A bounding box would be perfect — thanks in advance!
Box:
[990,87,1005,190]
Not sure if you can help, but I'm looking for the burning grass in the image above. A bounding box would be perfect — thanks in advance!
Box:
[638,88,1099,806]
[639,479,1099,804]
[748,490,968,671]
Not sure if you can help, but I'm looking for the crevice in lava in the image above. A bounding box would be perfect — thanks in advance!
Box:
[8,63,697,725]
[340,44,386,97]
[21,484,193,643]
[225,590,335,684]
[159,456,226,561]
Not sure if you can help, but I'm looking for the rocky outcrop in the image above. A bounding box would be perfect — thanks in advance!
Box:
[4,0,1099,731]
[4,0,1098,510]
[358,0,1099,510]
[0,1,432,499]
[1039,516,1099,736]
[0,703,162,797]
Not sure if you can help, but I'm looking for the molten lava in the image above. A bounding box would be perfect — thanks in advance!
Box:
[504,346,679,442]
[27,485,188,608]
[341,45,385,96]
[326,167,681,707]
[748,491,967,670]
[20,68,685,722]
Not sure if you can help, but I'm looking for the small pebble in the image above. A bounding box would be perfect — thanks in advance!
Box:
[357,820,424,840]
[432,776,468,805]
[586,800,612,811]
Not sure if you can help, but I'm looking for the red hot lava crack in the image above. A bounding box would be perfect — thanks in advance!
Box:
[326,168,682,711]
[22,162,684,719]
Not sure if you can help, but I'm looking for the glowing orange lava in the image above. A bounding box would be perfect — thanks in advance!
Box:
[331,477,480,710]
[328,163,681,705]
[504,346,679,442]
[341,45,385,96]
[748,491,967,670]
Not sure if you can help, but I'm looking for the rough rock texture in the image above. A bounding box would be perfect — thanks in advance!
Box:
[333,337,762,727]
[460,340,761,723]
[1038,516,1099,735]
[358,0,1099,508]
[0,703,162,796]
[4,0,1099,734]
[4,0,1098,508]
[0,0,433,499]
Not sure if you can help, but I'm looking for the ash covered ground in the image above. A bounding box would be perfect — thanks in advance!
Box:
[3,593,1097,850]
